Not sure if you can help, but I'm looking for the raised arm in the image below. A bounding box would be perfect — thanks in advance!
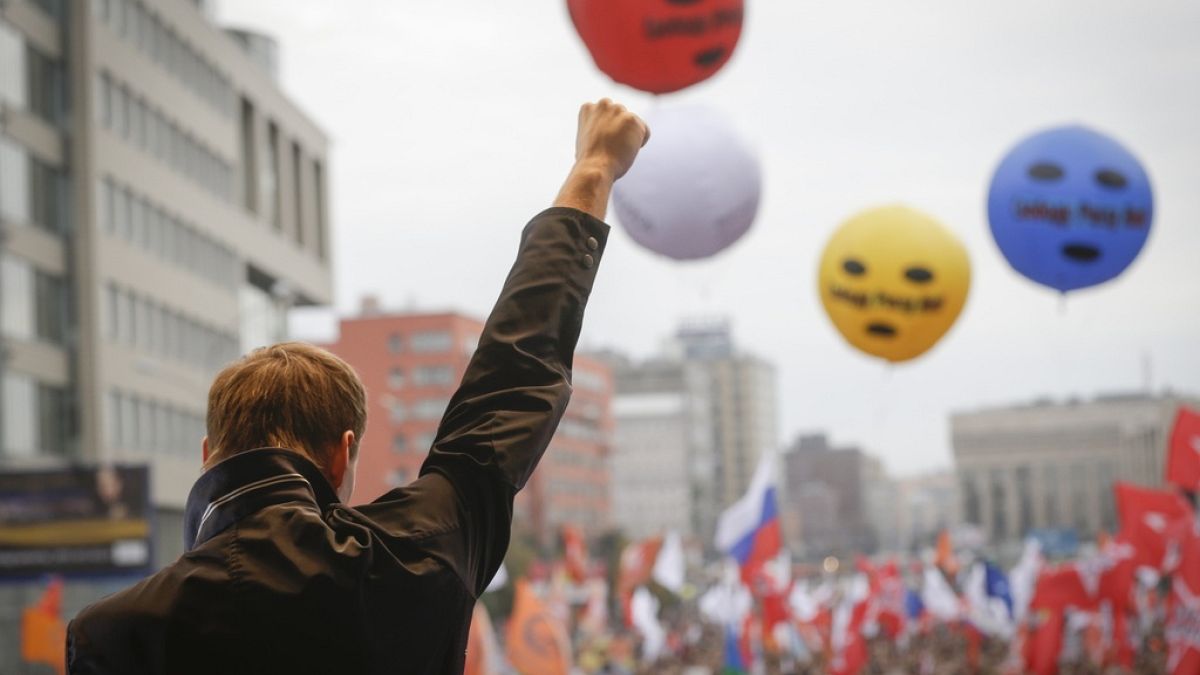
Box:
[375,100,647,595]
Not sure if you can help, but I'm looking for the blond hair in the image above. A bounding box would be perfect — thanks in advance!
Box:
[205,342,367,471]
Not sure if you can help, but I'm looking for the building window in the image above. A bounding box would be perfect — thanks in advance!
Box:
[388,367,405,389]
[961,471,980,526]
[313,159,327,261]
[264,120,280,230]
[1015,465,1033,537]
[0,137,30,224]
[388,400,406,423]
[240,97,257,213]
[391,435,406,453]
[410,330,452,353]
[0,23,26,109]
[412,398,448,421]
[412,365,454,387]
[387,469,409,488]
[388,333,403,354]
[989,469,1007,539]
[291,140,304,246]
[1,373,67,458]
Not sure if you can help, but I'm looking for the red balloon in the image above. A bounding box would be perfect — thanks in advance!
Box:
[567,0,744,95]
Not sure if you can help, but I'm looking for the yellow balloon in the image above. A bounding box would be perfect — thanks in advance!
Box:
[818,205,971,363]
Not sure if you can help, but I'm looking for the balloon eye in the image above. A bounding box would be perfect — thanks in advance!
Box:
[1028,162,1064,181]
[1095,169,1127,189]
[843,259,866,276]
[905,266,934,284]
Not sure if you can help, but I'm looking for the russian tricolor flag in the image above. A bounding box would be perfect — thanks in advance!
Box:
[715,452,782,584]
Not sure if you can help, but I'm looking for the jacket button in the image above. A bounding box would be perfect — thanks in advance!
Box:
[586,236,598,251]
[582,254,594,269]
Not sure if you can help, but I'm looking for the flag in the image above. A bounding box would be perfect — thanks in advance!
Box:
[630,587,666,663]
[1010,539,1043,623]
[715,451,782,586]
[1114,481,1195,571]
[936,529,960,577]
[505,579,571,675]
[1031,563,1096,613]
[1025,608,1065,675]
[562,524,589,583]
[700,562,754,674]
[618,536,662,598]
[1167,406,1200,494]
[20,577,65,675]
[1166,521,1200,675]
[922,564,962,621]
[965,561,1014,637]
[830,575,870,675]
[652,530,686,594]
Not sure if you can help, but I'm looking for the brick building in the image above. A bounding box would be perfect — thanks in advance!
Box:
[324,303,612,546]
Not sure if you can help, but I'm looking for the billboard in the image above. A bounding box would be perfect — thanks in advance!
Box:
[0,464,152,578]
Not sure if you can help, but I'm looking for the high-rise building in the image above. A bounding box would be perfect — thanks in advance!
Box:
[0,0,331,657]
[604,354,713,541]
[605,320,777,547]
[324,305,613,546]
[951,392,1200,553]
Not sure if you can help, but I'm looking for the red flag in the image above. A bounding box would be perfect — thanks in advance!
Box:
[616,536,661,626]
[562,524,588,583]
[1025,608,1065,675]
[1167,406,1200,494]
[1114,482,1195,571]
[1031,564,1096,612]
[1166,522,1200,675]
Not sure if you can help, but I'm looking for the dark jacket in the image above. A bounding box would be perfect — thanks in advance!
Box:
[67,207,609,674]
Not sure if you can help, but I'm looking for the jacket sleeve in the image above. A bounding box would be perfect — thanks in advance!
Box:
[365,207,608,596]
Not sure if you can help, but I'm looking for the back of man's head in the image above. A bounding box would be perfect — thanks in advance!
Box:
[205,342,367,472]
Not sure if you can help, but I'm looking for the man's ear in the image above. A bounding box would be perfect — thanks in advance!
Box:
[327,431,356,489]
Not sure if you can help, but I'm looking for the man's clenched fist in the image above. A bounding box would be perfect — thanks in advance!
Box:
[574,99,650,183]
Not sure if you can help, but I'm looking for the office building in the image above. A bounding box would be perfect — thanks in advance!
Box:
[0,1,331,660]
[951,392,1200,549]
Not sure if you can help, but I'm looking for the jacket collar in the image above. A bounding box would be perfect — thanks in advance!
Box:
[183,448,340,551]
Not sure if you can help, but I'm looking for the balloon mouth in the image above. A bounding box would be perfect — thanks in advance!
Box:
[693,46,727,68]
[866,322,897,338]
[1061,243,1101,263]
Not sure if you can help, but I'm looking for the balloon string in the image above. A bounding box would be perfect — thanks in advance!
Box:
[1058,292,1067,316]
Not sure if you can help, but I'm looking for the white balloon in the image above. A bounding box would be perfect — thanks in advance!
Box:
[613,106,761,261]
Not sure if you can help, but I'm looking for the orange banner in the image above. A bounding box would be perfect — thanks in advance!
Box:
[505,579,571,675]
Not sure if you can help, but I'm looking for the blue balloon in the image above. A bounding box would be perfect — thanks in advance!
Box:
[987,126,1153,293]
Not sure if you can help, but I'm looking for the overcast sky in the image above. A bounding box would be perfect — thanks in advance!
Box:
[219,0,1200,477]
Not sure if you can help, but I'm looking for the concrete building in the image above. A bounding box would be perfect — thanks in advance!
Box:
[894,471,960,553]
[324,305,614,546]
[605,355,713,541]
[0,0,331,661]
[604,320,777,546]
[781,434,887,559]
[951,392,1200,551]
[670,320,778,526]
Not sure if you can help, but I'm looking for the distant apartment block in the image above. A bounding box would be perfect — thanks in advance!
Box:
[324,303,613,545]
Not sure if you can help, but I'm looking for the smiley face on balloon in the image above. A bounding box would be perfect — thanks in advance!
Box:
[987,126,1153,293]
[567,0,744,94]
[818,206,971,363]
